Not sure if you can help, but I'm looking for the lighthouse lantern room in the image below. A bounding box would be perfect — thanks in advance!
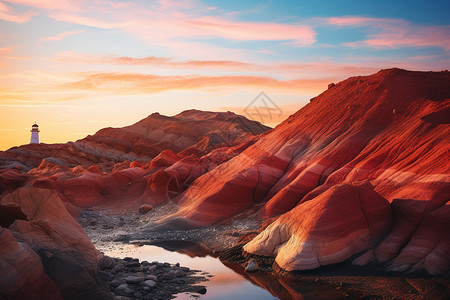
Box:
[30,123,40,144]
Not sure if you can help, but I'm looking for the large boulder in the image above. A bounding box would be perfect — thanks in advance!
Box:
[244,182,393,271]
[0,187,111,299]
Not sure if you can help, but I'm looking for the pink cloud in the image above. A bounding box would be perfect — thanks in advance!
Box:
[327,16,450,51]
[41,30,85,41]
[0,1,36,23]
[4,0,83,11]
[186,16,316,45]
[327,16,377,26]
[50,52,381,78]
[48,13,132,29]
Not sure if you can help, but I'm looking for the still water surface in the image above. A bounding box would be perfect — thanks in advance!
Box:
[104,241,346,300]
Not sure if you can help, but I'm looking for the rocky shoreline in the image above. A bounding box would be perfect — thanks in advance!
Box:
[97,255,207,300]
[79,206,450,300]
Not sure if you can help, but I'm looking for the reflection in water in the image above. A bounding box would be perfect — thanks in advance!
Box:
[104,242,346,300]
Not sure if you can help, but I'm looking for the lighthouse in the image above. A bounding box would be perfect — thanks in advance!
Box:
[30,123,39,144]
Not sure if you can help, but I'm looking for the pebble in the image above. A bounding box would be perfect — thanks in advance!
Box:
[145,275,157,281]
[98,255,117,270]
[142,280,157,288]
[125,276,146,284]
[245,259,259,272]
[115,284,134,295]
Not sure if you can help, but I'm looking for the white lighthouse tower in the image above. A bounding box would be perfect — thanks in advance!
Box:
[30,123,39,144]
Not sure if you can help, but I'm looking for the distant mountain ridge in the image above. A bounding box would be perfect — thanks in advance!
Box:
[0,109,270,171]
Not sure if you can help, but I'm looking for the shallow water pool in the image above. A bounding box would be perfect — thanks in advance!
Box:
[103,241,346,300]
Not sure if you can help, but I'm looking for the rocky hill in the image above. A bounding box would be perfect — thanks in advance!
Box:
[161,69,450,275]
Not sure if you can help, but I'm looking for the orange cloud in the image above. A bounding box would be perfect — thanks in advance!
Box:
[5,56,31,59]
[0,47,13,54]
[51,51,251,69]
[64,72,331,95]
[41,30,86,41]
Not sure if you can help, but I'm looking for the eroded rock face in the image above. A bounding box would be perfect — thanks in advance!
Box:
[164,69,449,274]
[0,187,111,299]
[171,69,450,227]
[243,182,393,271]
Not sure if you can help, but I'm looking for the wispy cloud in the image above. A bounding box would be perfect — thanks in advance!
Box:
[5,56,31,59]
[0,1,37,23]
[327,16,450,51]
[185,16,316,45]
[64,72,330,94]
[41,29,85,41]
[0,47,13,54]
[50,51,380,77]
[4,0,82,12]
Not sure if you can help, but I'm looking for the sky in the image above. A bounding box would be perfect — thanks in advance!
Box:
[0,0,449,150]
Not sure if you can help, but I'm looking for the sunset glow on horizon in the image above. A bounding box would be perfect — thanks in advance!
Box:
[1,0,449,150]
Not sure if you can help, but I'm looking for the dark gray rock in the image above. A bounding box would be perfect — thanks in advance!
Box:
[124,276,146,284]
[99,255,117,270]
[142,280,157,288]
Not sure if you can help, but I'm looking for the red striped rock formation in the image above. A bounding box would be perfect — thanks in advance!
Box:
[165,69,449,274]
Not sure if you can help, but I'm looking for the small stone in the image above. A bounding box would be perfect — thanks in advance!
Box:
[145,275,157,281]
[142,280,157,288]
[125,276,146,284]
[180,267,190,272]
[98,255,117,270]
[141,261,150,266]
[89,218,97,225]
[156,263,165,269]
[139,204,153,214]
[126,262,141,268]
[245,259,259,272]
[110,279,122,288]
[123,257,133,262]
[196,287,207,294]
[160,273,174,281]
[143,287,150,291]
[133,291,143,297]
[174,270,186,277]
[115,284,134,296]
[147,265,157,272]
